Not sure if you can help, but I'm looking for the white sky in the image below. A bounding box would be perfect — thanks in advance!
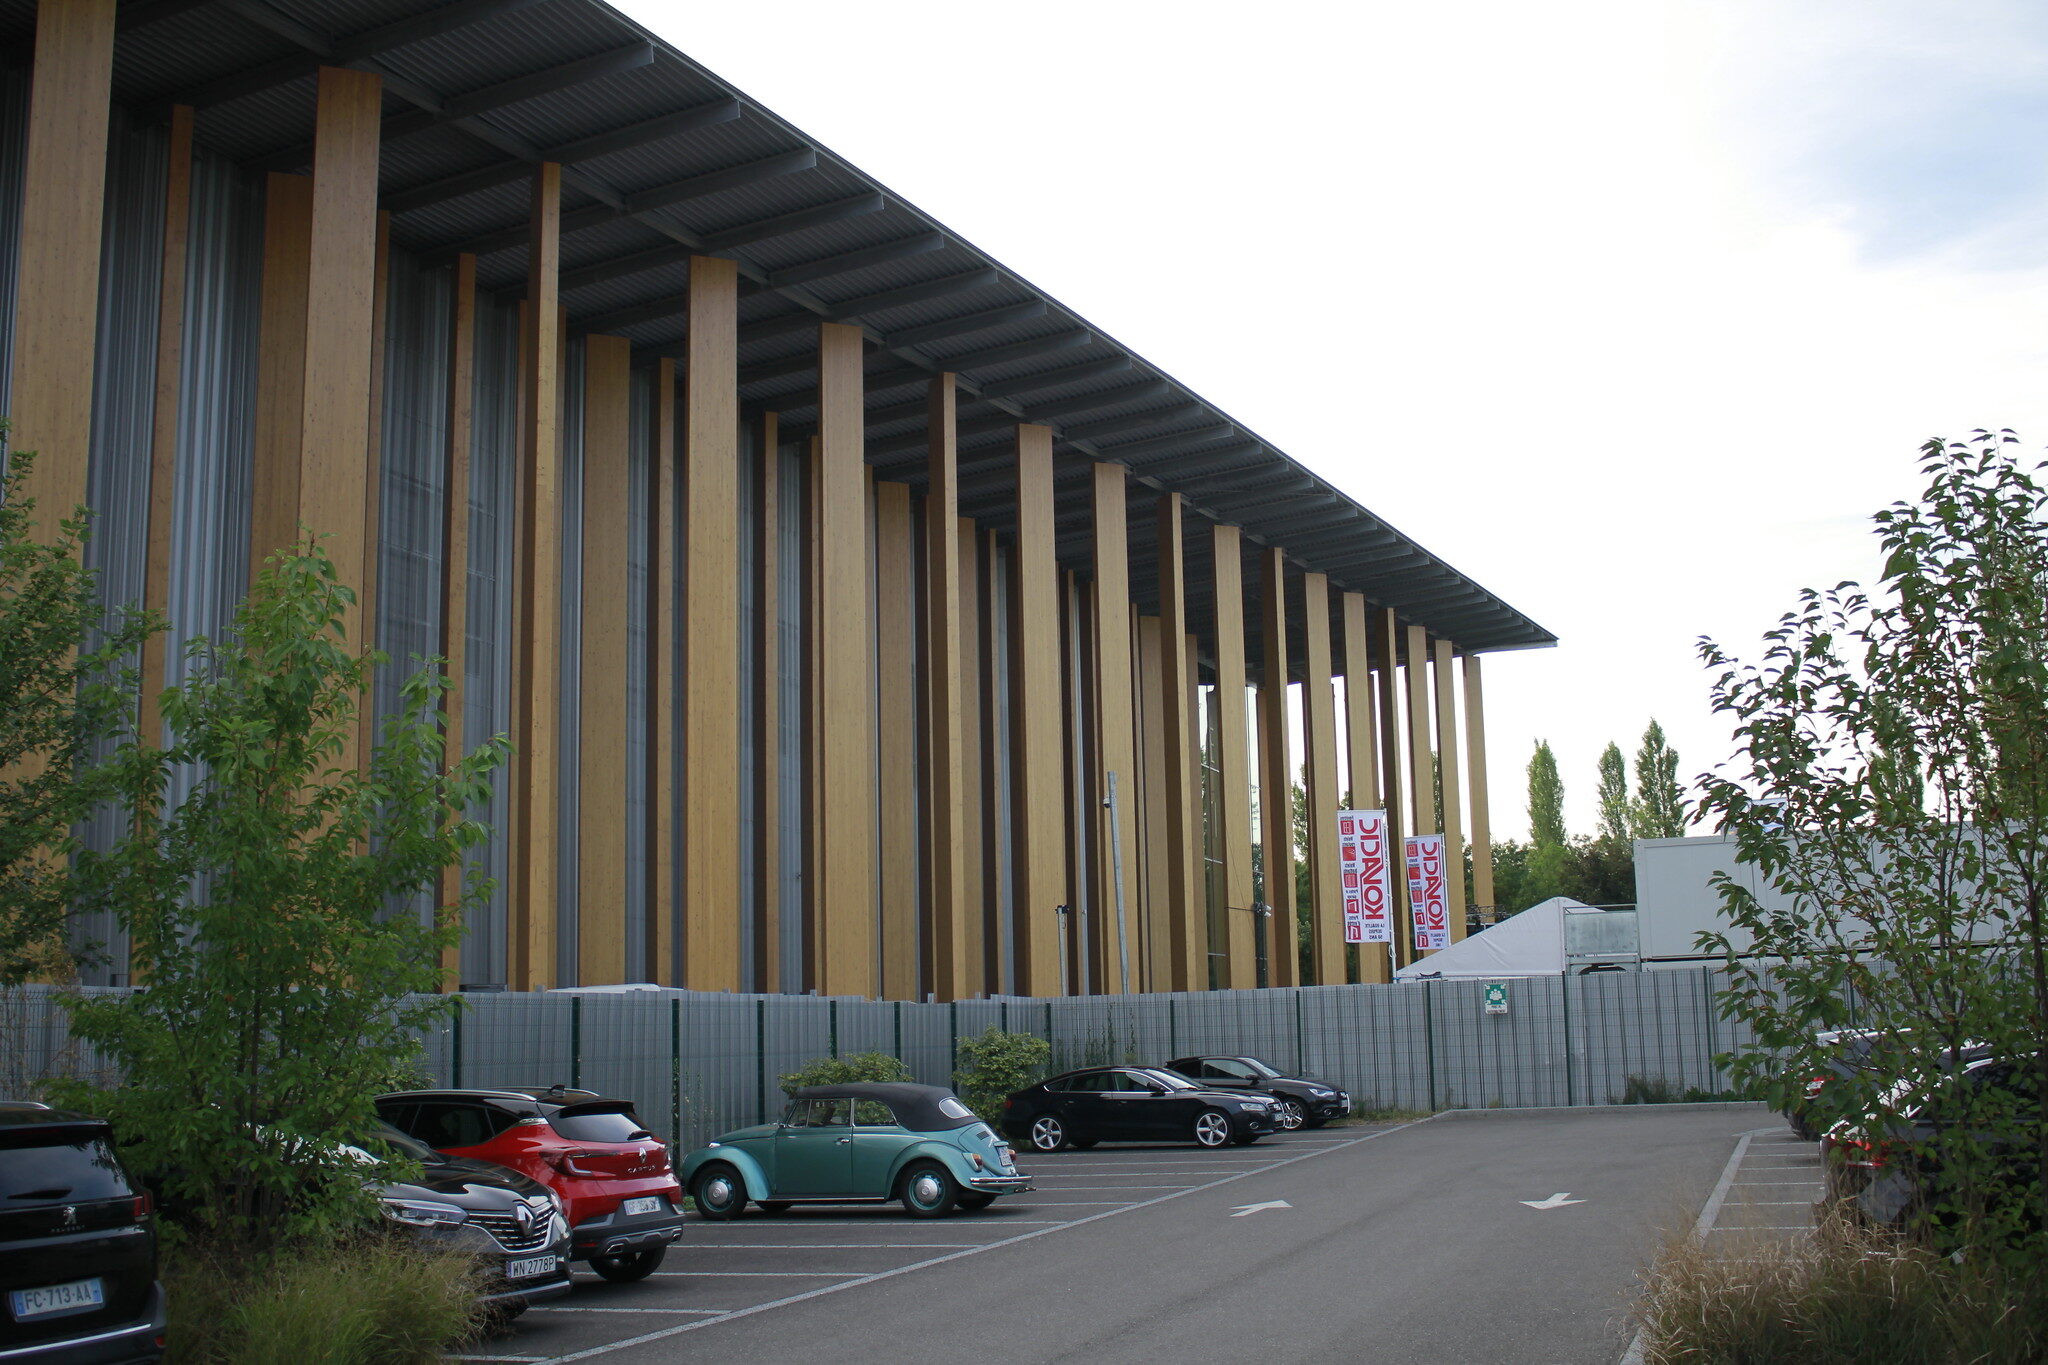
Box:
[615,0,2048,840]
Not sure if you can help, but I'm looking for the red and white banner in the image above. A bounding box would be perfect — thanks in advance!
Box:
[1336,809,1393,944]
[1404,834,1450,952]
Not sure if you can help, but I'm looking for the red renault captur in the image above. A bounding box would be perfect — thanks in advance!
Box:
[374,1087,683,1282]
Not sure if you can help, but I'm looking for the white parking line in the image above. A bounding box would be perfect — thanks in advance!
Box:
[543,1117,1431,1362]
[660,1245,985,1251]
[1010,1200,1137,1206]
[688,1219,1068,1227]
[530,1307,732,1315]
[1016,1184,1197,1191]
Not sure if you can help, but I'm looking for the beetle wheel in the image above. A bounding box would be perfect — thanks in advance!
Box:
[691,1163,747,1220]
[897,1161,960,1218]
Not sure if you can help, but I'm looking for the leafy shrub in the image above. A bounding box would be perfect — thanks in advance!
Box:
[953,1028,1050,1124]
[1617,1075,1738,1105]
[1633,1210,2048,1364]
[777,1051,912,1097]
[165,1234,483,1364]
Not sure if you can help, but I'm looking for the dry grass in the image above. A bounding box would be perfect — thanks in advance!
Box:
[1632,1207,2048,1364]
[164,1234,487,1365]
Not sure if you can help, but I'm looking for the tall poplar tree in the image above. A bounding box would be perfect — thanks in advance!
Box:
[1596,742,1630,847]
[1526,741,1569,901]
[1631,719,1686,839]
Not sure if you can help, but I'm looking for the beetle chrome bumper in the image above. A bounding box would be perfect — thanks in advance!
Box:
[967,1173,1033,1192]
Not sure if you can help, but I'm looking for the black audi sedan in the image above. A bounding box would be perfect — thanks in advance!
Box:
[0,1102,165,1364]
[1000,1067,1279,1151]
[1165,1056,1351,1130]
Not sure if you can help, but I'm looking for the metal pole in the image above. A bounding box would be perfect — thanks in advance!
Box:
[829,998,840,1059]
[893,1000,903,1068]
[569,995,582,1090]
[669,996,681,1149]
[1560,971,1575,1107]
[1106,771,1131,994]
[1424,979,1438,1111]
[948,1000,959,1083]
[755,999,769,1122]
[451,1000,463,1090]
[1294,988,1305,1075]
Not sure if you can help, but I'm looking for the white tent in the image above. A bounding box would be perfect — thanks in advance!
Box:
[1391,896,1602,981]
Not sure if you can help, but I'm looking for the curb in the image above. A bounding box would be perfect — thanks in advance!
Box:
[1429,1101,1768,1120]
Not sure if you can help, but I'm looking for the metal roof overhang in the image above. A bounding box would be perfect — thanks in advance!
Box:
[6,0,1556,658]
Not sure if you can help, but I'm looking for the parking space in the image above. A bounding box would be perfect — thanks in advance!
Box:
[1696,1125,1827,1243]
[449,1125,1384,1363]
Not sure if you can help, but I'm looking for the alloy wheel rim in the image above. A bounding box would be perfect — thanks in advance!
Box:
[1280,1101,1305,1130]
[1196,1113,1229,1145]
[1031,1117,1063,1149]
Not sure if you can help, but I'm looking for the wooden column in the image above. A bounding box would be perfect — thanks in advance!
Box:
[1090,463,1137,994]
[577,335,631,985]
[957,516,987,995]
[140,103,192,749]
[1135,613,1169,991]
[1342,591,1388,982]
[649,359,679,985]
[1061,571,1090,992]
[297,67,382,664]
[875,479,918,1000]
[249,173,312,583]
[435,252,477,991]
[1010,425,1065,995]
[356,209,391,766]
[511,163,562,991]
[922,379,968,999]
[1155,495,1201,990]
[1464,653,1496,922]
[1210,524,1255,989]
[1258,548,1297,988]
[1301,573,1341,984]
[682,256,740,989]
[752,412,780,991]
[1433,638,1468,942]
[815,324,874,996]
[1374,609,1410,968]
[9,0,115,544]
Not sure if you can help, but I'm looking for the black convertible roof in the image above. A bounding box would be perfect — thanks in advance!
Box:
[791,1082,976,1131]
[0,0,1555,659]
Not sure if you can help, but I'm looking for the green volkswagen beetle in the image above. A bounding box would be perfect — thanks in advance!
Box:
[679,1083,1031,1219]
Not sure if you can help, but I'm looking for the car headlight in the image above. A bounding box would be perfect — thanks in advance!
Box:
[381,1198,468,1228]
[1308,1087,1334,1098]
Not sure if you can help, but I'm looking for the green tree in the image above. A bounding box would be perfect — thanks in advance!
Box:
[1630,719,1686,839]
[0,444,156,983]
[1596,742,1630,847]
[1525,741,1569,902]
[60,542,508,1247]
[1697,433,2048,1258]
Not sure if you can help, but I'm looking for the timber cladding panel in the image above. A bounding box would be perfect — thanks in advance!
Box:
[921,379,969,1000]
[1258,547,1297,988]
[578,334,632,986]
[1210,522,1255,990]
[1090,462,1137,995]
[1009,425,1065,996]
[874,479,918,1001]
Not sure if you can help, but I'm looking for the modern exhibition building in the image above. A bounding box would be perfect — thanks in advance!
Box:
[1,0,1552,999]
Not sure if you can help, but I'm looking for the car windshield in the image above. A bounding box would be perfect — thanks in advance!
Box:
[547,1108,653,1143]
[0,1131,134,1202]
[1240,1058,1282,1078]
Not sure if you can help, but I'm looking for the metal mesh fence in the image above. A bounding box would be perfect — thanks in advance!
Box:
[2,970,1755,1148]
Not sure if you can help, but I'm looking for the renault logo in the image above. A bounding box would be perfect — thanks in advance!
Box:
[513,1204,532,1234]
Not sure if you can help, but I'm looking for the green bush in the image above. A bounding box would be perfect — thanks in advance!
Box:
[1634,1211,2048,1364]
[1617,1075,1739,1105]
[165,1234,483,1364]
[953,1027,1050,1124]
[777,1051,912,1097]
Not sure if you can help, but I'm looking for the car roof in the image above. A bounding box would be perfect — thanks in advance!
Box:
[789,1082,977,1131]
[378,1087,623,1109]
[0,1105,109,1134]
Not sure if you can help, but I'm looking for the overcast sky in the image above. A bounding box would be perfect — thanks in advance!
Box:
[616,0,2048,840]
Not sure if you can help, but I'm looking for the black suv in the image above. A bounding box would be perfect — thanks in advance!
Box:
[0,1103,164,1364]
[1166,1056,1351,1129]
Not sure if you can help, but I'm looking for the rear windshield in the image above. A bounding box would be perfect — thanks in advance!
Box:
[548,1110,651,1143]
[0,1132,136,1203]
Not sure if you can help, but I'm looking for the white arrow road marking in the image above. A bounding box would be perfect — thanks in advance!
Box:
[1520,1192,1586,1210]
[1229,1199,1293,1216]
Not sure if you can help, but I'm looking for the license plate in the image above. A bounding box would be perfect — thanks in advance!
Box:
[622,1196,664,1216]
[504,1255,556,1280]
[9,1277,104,1321]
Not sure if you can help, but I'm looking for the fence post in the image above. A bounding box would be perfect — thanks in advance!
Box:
[948,1000,959,1082]
[1424,980,1438,1111]
[829,999,840,1059]
[569,995,583,1090]
[1560,970,1574,1107]
[755,999,769,1123]
[1293,989,1305,1074]
[1000,1001,1010,1033]
[669,996,681,1149]
[893,1000,903,1065]
[1167,996,1178,1058]
[1701,966,1719,1092]
[1043,1000,1053,1048]
[451,1000,464,1089]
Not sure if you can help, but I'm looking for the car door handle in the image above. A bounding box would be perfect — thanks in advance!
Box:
[836,1137,851,1145]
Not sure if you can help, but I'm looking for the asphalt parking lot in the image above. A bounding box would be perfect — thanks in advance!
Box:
[453,1104,1784,1365]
